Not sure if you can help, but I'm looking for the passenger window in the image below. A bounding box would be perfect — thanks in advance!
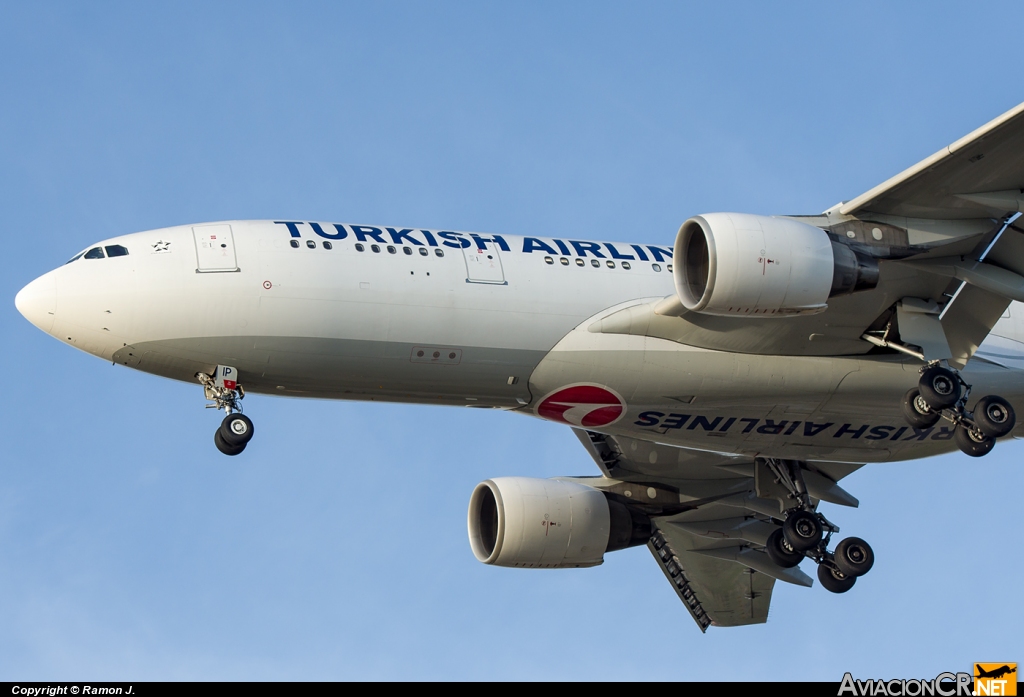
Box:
[371,244,381,253]
[418,247,428,256]
[622,261,631,270]
[606,260,615,268]
[667,264,674,272]
[559,257,569,266]
[355,243,365,252]
[434,249,444,257]
[590,259,600,268]
[323,241,333,250]
[105,245,128,257]
[84,247,105,259]
[544,256,553,264]
[403,247,413,255]
[306,240,316,249]
[387,245,396,254]
[289,240,300,249]
[652,263,661,272]
[575,258,584,267]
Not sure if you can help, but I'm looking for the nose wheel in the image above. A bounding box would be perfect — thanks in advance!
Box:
[900,363,1016,457]
[197,366,255,456]
[214,413,255,455]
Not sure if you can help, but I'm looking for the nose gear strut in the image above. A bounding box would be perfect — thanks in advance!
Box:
[196,365,255,456]
[756,458,874,594]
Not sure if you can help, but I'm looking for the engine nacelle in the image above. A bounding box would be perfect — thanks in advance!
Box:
[467,477,650,569]
[673,212,878,317]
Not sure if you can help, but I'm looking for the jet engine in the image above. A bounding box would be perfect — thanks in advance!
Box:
[673,212,878,316]
[467,477,651,568]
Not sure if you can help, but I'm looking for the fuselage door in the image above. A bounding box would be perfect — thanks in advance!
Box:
[193,224,239,273]
[462,240,505,285]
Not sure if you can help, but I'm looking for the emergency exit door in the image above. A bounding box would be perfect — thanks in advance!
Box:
[462,240,506,284]
[193,225,238,272]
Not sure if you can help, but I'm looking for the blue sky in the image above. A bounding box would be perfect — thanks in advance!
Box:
[1,1,1021,680]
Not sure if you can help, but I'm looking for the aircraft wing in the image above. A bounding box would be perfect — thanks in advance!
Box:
[840,100,1024,219]
[591,102,1024,367]
[572,429,861,630]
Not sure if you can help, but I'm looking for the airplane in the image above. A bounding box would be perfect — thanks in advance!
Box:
[975,666,1016,680]
[15,100,1024,631]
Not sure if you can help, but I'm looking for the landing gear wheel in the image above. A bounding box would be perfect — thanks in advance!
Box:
[833,537,874,577]
[219,413,254,446]
[817,562,857,593]
[901,388,941,428]
[918,366,961,410]
[954,425,994,457]
[765,528,803,568]
[783,510,823,552]
[973,395,1016,438]
[214,430,246,456]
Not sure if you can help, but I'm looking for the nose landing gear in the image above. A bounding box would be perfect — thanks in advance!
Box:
[759,459,875,593]
[197,366,255,456]
[900,363,1016,457]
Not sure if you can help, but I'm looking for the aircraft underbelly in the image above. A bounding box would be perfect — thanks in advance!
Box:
[114,335,543,406]
[526,326,1024,464]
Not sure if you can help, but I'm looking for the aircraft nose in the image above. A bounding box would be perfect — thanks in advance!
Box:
[15,271,57,334]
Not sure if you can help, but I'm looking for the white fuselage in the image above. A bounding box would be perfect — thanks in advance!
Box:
[16,220,1024,465]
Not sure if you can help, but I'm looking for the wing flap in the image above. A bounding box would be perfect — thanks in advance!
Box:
[570,432,869,630]
[649,527,777,629]
[692,545,813,587]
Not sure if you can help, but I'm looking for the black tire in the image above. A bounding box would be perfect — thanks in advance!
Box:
[215,430,246,456]
[817,562,857,593]
[973,395,1016,438]
[765,528,804,568]
[782,510,823,552]
[900,388,941,428]
[918,366,961,410]
[220,413,254,446]
[833,537,874,577]
[954,424,994,457]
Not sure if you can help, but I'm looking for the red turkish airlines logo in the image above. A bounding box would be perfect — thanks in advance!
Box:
[536,384,625,427]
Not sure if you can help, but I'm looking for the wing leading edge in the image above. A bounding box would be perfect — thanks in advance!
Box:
[840,100,1024,219]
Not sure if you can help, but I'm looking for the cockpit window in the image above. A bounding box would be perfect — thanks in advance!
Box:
[83,247,105,259]
[105,245,129,257]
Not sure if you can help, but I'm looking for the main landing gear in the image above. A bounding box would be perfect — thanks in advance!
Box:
[760,459,874,594]
[900,363,1016,458]
[197,366,255,456]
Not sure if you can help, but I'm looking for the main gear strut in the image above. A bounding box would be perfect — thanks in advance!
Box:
[757,458,873,593]
[865,311,1017,457]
